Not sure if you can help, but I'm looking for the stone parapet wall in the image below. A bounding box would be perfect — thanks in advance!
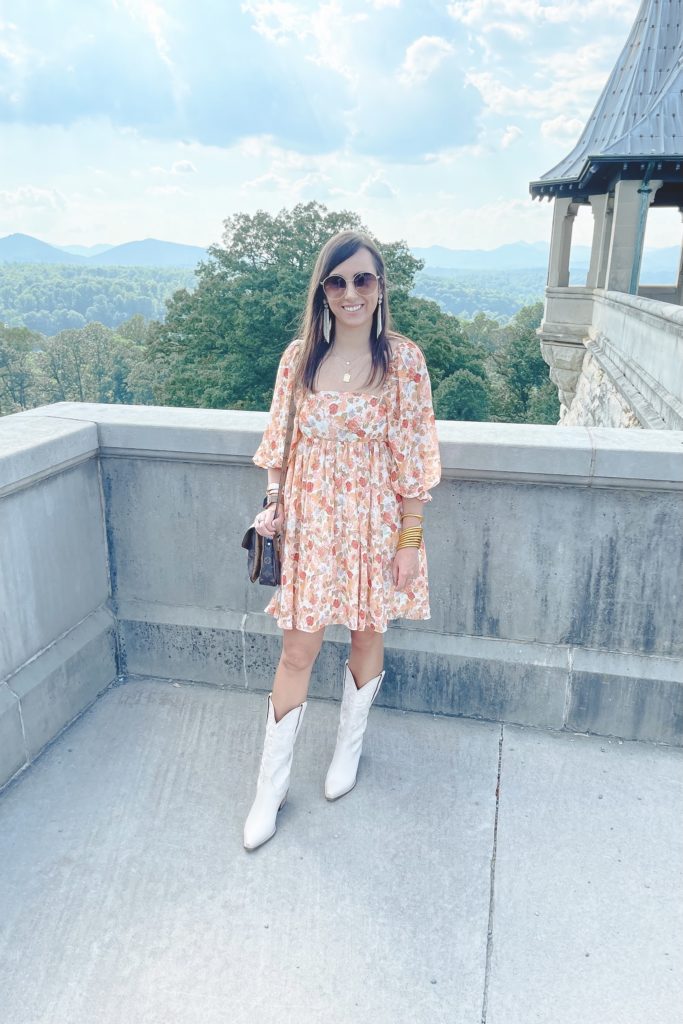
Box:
[540,288,683,429]
[1,403,682,791]
[0,414,118,789]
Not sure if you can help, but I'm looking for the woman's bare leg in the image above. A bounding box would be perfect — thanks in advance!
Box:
[271,627,326,721]
[348,628,385,687]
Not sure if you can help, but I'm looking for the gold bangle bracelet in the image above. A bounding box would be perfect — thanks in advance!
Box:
[397,528,423,549]
[401,513,424,521]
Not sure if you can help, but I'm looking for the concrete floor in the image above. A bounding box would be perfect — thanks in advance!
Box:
[0,675,681,1024]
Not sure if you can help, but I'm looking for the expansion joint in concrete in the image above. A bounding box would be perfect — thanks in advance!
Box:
[564,645,575,728]
[585,426,596,486]
[4,679,30,767]
[112,618,127,680]
[480,722,504,1024]
[240,613,249,689]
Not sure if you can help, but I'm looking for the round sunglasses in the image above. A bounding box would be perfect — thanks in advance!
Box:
[320,271,381,300]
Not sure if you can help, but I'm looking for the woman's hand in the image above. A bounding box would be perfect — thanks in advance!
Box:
[254,501,284,538]
[392,547,419,592]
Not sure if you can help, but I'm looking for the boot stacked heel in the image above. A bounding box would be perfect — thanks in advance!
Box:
[325,661,384,801]
[243,694,307,850]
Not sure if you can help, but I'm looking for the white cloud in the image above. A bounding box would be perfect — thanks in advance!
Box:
[292,171,341,200]
[501,124,521,148]
[241,170,289,192]
[172,160,197,174]
[0,0,654,250]
[465,40,616,121]
[541,115,585,144]
[399,36,455,85]
[360,172,397,198]
[409,194,554,249]
[485,21,528,40]
[240,1,310,44]
[0,184,67,210]
[144,184,191,196]
[114,0,189,104]
[448,0,638,26]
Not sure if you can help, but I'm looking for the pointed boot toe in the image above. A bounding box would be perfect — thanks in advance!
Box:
[243,696,306,851]
[325,662,384,802]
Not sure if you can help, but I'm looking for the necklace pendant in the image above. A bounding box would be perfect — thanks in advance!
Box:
[343,371,351,383]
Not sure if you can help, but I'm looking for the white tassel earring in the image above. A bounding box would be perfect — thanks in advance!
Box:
[376,293,383,338]
[323,300,331,344]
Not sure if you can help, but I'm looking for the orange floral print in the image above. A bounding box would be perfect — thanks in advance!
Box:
[252,336,441,633]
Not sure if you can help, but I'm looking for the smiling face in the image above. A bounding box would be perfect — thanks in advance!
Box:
[323,246,381,336]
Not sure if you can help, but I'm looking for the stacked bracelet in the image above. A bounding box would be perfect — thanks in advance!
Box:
[397,527,423,549]
[400,513,424,522]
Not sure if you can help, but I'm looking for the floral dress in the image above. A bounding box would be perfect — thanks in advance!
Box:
[252,336,441,633]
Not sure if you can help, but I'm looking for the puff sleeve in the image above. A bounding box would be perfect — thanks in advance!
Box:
[252,340,302,469]
[386,338,441,502]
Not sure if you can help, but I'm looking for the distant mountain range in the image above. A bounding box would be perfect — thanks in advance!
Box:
[412,241,681,276]
[0,232,679,276]
[411,241,563,270]
[0,233,208,268]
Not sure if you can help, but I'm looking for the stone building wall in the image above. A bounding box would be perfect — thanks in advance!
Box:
[540,289,683,431]
[562,351,642,428]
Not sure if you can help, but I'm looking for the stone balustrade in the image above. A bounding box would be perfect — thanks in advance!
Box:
[1,402,682,790]
[540,288,683,428]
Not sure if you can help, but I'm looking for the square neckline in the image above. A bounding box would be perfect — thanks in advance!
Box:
[314,389,386,399]
[310,342,397,400]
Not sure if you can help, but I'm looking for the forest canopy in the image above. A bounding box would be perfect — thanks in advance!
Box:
[0,202,558,424]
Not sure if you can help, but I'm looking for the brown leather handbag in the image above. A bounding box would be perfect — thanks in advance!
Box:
[241,389,297,587]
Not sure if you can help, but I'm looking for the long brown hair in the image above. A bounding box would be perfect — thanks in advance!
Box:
[295,230,393,391]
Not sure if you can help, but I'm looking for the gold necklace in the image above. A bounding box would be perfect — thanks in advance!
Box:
[329,349,371,383]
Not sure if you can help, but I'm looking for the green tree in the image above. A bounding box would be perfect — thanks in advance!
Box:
[389,291,487,391]
[0,325,43,414]
[486,302,559,423]
[30,322,152,407]
[146,202,433,410]
[433,369,491,421]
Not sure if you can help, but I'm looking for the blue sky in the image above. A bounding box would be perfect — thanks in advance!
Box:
[1,0,677,251]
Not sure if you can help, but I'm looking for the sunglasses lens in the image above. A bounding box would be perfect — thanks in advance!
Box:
[322,275,346,298]
[353,272,378,295]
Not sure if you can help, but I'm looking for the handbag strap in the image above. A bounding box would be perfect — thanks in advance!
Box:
[274,383,297,519]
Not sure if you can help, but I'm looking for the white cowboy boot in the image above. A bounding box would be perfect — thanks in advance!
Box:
[243,694,307,850]
[325,661,385,801]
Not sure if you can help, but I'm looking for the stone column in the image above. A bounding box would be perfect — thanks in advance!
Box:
[587,193,613,289]
[547,198,579,287]
[675,208,683,305]
[605,178,663,293]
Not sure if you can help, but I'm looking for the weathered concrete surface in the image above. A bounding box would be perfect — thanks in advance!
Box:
[0,413,97,494]
[0,415,118,789]
[2,403,682,792]
[1,676,681,1024]
[0,456,109,681]
[0,677,500,1024]
[487,724,683,1024]
[94,412,683,745]
[7,607,117,758]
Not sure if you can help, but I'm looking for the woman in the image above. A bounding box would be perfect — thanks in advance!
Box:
[244,229,440,850]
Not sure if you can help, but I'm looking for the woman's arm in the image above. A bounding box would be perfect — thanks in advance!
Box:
[255,468,284,538]
[392,496,425,591]
[400,496,424,523]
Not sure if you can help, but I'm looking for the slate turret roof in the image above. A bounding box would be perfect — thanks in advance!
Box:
[530,0,683,200]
